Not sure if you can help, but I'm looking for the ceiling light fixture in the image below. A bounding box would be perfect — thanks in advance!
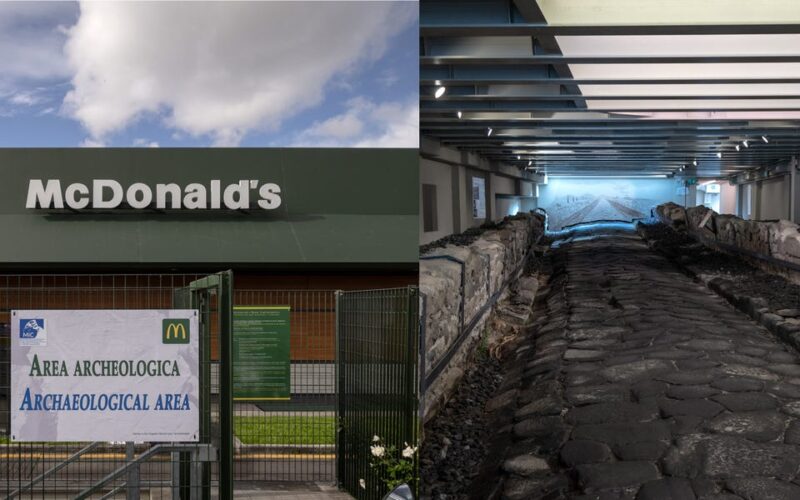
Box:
[528,160,532,167]
[693,160,698,166]
[487,127,493,136]
[517,155,521,160]
[717,152,722,159]
[735,144,740,151]
[743,140,749,148]
[457,111,462,119]
[762,135,769,143]
[434,86,446,99]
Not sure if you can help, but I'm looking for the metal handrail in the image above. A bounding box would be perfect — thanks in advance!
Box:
[75,443,216,500]
[7,441,102,498]
[98,480,172,500]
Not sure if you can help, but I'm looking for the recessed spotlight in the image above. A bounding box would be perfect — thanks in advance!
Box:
[743,140,749,148]
[528,160,532,166]
[762,135,769,143]
[487,127,493,136]
[735,144,740,151]
[457,111,462,119]
[717,152,722,158]
[434,86,446,99]
[693,160,698,166]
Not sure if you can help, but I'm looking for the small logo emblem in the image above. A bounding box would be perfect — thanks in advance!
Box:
[19,319,46,346]
[163,319,190,344]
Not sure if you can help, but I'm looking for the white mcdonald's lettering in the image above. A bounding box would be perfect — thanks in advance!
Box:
[25,179,282,210]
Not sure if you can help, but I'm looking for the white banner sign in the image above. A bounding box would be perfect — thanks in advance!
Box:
[11,310,199,442]
[472,177,486,218]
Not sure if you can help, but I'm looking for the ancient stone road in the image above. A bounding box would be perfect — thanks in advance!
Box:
[496,227,800,499]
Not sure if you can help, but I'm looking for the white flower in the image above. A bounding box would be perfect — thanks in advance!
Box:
[402,444,417,458]
[359,479,366,489]
[370,445,385,457]
[372,435,381,442]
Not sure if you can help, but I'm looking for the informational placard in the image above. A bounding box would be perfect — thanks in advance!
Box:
[11,309,199,442]
[233,306,291,401]
[472,177,486,218]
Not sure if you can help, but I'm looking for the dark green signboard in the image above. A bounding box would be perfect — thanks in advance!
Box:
[233,306,291,401]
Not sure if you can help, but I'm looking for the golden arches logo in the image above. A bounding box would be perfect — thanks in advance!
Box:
[162,319,190,344]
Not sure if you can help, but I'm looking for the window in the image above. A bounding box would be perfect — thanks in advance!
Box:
[422,184,438,232]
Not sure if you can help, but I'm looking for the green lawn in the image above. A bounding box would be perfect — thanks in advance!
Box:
[0,416,336,446]
[234,415,335,445]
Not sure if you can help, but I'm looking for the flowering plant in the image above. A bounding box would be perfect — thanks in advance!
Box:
[361,435,417,492]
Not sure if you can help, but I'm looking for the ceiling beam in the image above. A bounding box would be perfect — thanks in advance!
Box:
[422,55,800,65]
[421,23,800,37]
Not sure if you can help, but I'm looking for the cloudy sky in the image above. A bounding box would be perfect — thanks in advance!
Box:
[0,1,418,147]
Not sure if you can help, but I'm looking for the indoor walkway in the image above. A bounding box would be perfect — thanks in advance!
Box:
[502,225,800,499]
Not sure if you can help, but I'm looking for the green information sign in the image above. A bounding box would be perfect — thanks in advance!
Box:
[233,306,291,401]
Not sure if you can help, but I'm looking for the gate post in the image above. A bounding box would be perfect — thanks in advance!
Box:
[218,270,234,500]
[125,441,140,500]
[334,290,343,487]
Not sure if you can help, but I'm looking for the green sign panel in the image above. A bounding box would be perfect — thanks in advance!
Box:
[233,306,291,401]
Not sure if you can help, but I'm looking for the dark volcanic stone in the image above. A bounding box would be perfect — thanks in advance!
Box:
[572,422,671,447]
[703,436,800,479]
[513,416,564,439]
[576,462,659,489]
[711,392,777,412]
[565,384,629,406]
[656,370,717,385]
[767,381,800,398]
[503,473,570,500]
[666,384,719,400]
[566,402,657,425]
[659,398,724,418]
[631,380,668,399]
[560,439,612,466]
[711,377,763,392]
[614,440,669,461]
[785,420,800,444]
[706,412,786,442]
[725,477,800,500]
[515,395,563,419]
[600,359,673,383]
[636,478,696,500]
[669,415,704,435]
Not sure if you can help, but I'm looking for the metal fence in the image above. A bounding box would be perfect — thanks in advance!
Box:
[0,279,420,497]
[232,290,337,483]
[0,273,233,499]
[337,287,420,500]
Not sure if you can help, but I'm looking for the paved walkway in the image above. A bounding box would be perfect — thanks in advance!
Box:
[235,482,353,499]
[500,228,800,499]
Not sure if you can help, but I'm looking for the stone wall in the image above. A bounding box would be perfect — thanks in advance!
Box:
[655,202,800,280]
[420,212,545,422]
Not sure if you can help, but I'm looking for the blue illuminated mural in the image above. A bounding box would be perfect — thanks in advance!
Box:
[538,178,679,230]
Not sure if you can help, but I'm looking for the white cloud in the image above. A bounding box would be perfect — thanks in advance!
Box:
[298,97,418,148]
[0,3,75,83]
[304,111,365,140]
[63,1,416,145]
[133,138,160,148]
[79,137,105,148]
[9,91,42,106]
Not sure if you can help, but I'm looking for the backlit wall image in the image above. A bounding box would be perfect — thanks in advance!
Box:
[538,177,680,230]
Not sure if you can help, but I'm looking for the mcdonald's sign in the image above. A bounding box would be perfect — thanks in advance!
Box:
[162,319,190,344]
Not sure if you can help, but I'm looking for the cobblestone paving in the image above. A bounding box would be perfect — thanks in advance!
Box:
[498,228,800,500]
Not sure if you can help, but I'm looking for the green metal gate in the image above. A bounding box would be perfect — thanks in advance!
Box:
[336,287,420,500]
[0,272,233,499]
[232,290,337,483]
